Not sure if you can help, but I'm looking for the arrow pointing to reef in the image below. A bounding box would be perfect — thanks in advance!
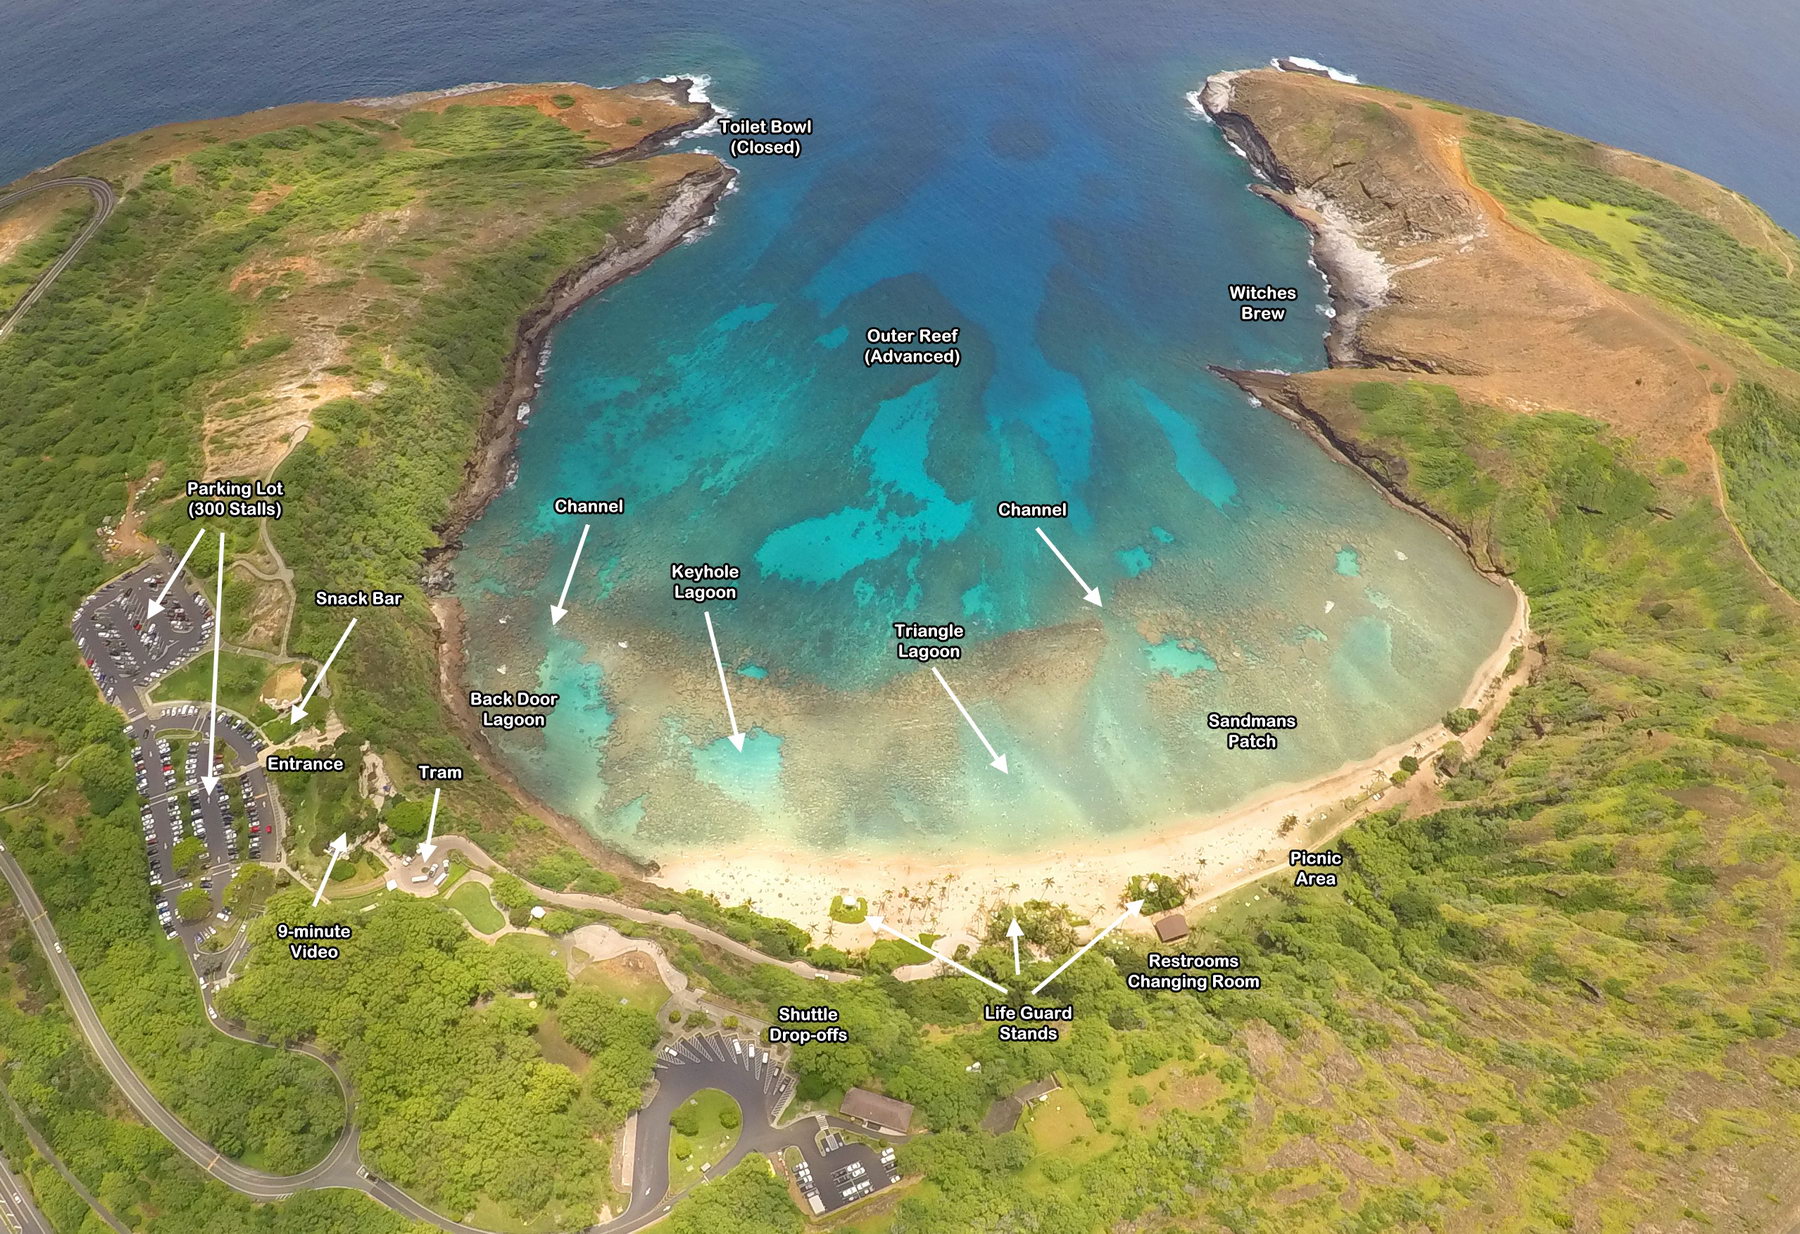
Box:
[417,787,442,864]
[1007,917,1024,976]
[1035,526,1101,607]
[312,833,350,907]
[1030,900,1143,995]
[704,610,746,751]
[930,666,1008,773]
[290,617,357,724]
[867,914,1007,994]
[199,533,225,796]
[549,523,590,626]
[146,528,205,619]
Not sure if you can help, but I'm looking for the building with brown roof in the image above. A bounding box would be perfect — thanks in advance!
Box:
[840,1087,914,1135]
[981,1074,1063,1134]
[1153,913,1189,943]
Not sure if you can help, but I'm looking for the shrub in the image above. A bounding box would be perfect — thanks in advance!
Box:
[1123,873,1192,914]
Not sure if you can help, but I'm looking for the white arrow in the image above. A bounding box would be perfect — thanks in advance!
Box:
[549,523,590,626]
[1035,526,1101,607]
[1030,900,1142,995]
[199,533,225,796]
[704,610,746,751]
[867,914,1007,993]
[417,788,442,863]
[146,528,205,619]
[289,617,357,724]
[929,666,1008,773]
[1007,917,1023,976]
[312,833,350,906]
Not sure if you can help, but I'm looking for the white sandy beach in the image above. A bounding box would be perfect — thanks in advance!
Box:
[656,581,1531,952]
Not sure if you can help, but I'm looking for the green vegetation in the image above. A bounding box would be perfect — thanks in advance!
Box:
[829,894,868,924]
[574,952,670,1014]
[1465,113,1800,368]
[0,771,343,1171]
[175,886,211,922]
[1442,706,1479,735]
[153,649,276,723]
[554,985,660,1125]
[171,834,207,877]
[1715,380,1800,593]
[218,892,634,1227]
[661,1158,800,1234]
[447,880,505,933]
[666,1088,742,1192]
[0,200,91,314]
[1461,111,1800,602]
[0,883,427,1233]
[1120,873,1190,913]
[0,90,711,907]
[663,374,1800,1228]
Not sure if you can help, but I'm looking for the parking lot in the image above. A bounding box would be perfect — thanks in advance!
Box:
[128,704,279,944]
[72,555,211,720]
[76,550,283,949]
[633,1033,902,1220]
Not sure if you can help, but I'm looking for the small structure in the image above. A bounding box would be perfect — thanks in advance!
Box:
[840,1088,914,1135]
[1153,913,1189,943]
[529,904,547,919]
[981,1074,1063,1134]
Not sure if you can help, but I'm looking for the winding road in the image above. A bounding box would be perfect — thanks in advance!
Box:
[0,823,877,1232]
[19,554,876,1228]
[0,176,116,340]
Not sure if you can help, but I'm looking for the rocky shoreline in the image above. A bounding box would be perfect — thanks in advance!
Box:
[1200,68,1517,587]
[1211,366,1511,581]
[413,97,734,875]
[424,156,735,586]
[1199,70,1392,366]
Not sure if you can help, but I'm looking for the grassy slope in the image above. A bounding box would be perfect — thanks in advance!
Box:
[0,88,719,869]
[1462,109,1800,595]
[697,86,1800,1234]
[0,190,93,315]
[0,88,716,1198]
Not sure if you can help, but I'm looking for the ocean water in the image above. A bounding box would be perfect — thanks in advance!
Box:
[8,0,1797,861]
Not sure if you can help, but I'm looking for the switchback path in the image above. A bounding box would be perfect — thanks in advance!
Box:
[0,176,116,340]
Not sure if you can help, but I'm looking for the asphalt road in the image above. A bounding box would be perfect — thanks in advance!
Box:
[0,841,369,1197]
[73,554,210,722]
[0,1148,51,1234]
[39,544,896,1231]
[0,176,116,341]
[77,554,278,937]
[600,1032,901,1231]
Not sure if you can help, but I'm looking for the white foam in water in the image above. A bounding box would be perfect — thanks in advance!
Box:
[1274,56,1360,83]
[660,72,733,135]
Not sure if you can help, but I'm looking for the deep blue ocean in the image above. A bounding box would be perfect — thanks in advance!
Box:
[9,0,1796,860]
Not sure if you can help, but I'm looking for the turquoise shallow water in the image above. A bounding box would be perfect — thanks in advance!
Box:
[448,35,1519,861]
[15,0,1792,862]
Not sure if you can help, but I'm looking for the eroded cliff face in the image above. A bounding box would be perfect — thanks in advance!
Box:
[1200,68,1720,476]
